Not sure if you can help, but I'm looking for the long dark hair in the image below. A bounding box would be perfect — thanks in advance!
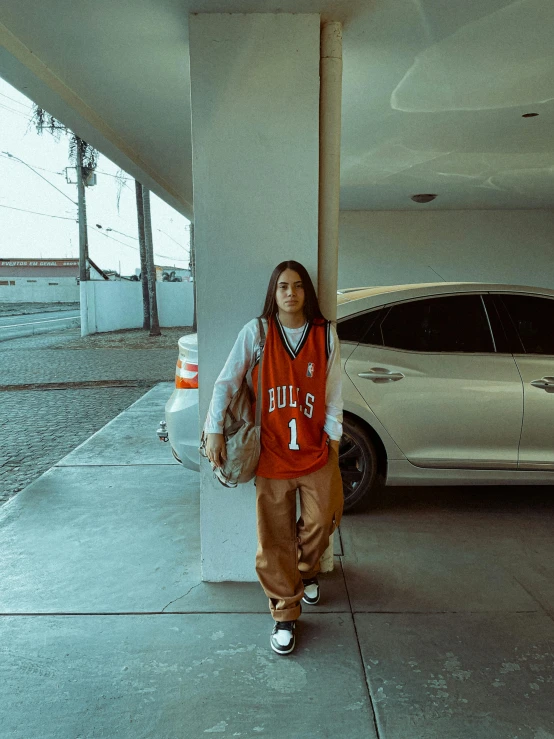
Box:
[259,260,326,323]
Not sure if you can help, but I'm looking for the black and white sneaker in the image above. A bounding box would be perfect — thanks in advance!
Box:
[301,577,320,605]
[270,620,296,655]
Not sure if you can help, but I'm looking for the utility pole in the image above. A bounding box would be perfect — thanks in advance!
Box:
[142,187,161,336]
[135,181,150,329]
[76,138,89,283]
[29,108,96,289]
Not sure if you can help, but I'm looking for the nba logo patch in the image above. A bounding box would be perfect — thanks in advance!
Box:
[307,362,315,378]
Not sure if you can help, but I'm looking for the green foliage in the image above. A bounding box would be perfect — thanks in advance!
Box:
[31,104,98,170]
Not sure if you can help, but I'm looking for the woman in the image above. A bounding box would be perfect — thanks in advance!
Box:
[204,260,343,655]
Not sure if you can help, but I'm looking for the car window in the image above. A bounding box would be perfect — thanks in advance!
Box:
[378,295,494,353]
[364,311,384,346]
[499,294,554,355]
[337,308,383,344]
[485,295,523,353]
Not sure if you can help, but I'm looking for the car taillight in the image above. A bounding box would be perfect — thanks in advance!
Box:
[176,359,198,389]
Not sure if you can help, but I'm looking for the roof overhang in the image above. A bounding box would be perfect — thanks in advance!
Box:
[2,1,553,218]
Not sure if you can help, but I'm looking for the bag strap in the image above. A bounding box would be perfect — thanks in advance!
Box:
[255,318,266,428]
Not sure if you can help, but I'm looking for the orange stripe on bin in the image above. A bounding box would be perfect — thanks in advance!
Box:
[175,357,198,389]
[176,375,198,389]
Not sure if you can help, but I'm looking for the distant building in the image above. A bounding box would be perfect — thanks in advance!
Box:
[0,258,79,279]
[0,257,99,303]
[0,258,80,302]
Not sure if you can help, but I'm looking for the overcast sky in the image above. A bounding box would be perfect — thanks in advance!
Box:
[0,76,190,275]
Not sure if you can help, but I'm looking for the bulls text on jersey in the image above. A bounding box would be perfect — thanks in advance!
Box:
[267,385,315,419]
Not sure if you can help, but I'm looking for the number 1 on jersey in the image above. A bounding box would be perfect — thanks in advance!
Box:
[288,418,300,450]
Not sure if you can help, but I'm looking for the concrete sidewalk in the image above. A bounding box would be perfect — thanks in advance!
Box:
[1,383,553,738]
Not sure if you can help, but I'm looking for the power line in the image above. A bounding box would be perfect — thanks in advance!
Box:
[156,227,188,251]
[0,91,31,108]
[95,169,134,181]
[155,251,189,262]
[0,203,76,221]
[1,151,77,204]
[0,101,28,115]
[90,228,139,251]
[90,228,187,262]
[0,204,188,258]
[95,224,138,241]
[96,222,188,255]
[0,103,31,120]
[1,150,188,261]
[0,156,67,177]
[0,203,186,259]
[23,163,66,176]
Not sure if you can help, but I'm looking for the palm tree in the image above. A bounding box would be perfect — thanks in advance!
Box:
[30,106,97,283]
[134,180,151,329]
[141,187,161,337]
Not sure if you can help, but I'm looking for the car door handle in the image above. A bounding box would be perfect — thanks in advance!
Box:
[358,367,405,382]
[530,376,554,389]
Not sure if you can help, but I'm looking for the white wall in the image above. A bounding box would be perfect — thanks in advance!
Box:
[338,210,554,290]
[157,281,194,328]
[84,281,142,333]
[82,280,194,333]
[0,277,79,302]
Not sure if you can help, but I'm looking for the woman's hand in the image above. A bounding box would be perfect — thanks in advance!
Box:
[206,433,227,468]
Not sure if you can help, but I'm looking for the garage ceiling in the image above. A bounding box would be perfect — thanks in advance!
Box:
[1,0,553,217]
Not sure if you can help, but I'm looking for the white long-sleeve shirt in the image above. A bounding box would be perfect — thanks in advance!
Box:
[205,317,343,440]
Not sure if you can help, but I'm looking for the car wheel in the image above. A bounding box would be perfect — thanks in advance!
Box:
[339,416,379,512]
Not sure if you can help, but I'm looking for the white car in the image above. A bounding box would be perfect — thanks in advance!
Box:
[160,333,200,471]
[161,282,554,511]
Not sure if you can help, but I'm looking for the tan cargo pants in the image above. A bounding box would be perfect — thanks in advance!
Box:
[255,446,344,622]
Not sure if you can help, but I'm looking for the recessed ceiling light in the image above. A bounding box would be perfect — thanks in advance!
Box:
[411,194,437,203]
[522,113,539,117]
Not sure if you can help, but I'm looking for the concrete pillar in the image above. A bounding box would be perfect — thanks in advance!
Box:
[189,13,321,581]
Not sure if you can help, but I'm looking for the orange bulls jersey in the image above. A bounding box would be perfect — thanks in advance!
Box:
[252,316,331,479]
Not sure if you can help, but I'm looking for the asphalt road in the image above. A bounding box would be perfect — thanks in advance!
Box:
[0,310,81,327]
[0,310,81,341]
[0,301,79,317]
